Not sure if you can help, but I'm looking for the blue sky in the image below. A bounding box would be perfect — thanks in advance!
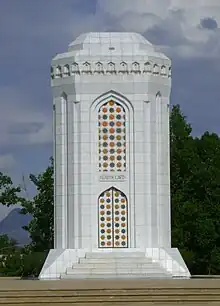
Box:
[0,0,220,219]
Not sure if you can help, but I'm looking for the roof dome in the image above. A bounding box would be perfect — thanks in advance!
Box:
[68,32,155,53]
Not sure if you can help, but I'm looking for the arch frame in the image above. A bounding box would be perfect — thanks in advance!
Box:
[90,90,134,113]
[89,90,135,249]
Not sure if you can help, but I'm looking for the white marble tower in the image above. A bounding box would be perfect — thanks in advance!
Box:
[39,32,190,279]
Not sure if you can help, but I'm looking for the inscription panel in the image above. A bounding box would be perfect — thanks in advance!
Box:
[99,174,126,182]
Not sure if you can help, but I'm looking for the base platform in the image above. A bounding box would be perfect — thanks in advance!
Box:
[39,248,190,280]
[1,278,220,305]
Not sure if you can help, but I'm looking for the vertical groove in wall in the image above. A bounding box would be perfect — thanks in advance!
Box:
[72,102,81,249]
[160,100,171,247]
[150,96,157,246]
[53,103,57,248]
[130,107,137,248]
[162,101,167,247]
[67,100,72,248]
[156,94,162,246]
[166,103,171,247]
[77,102,82,248]
[126,108,129,247]
[90,103,95,249]
[61,95,68,249]
[73,102,78,249]
[66,99,69,248]
[144,100,151,246]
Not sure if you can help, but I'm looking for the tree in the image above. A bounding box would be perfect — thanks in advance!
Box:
[0,234,17,254]
[170,105,198,253]
[0,234,20,277]
[190,132,220,274]
[0,159,54,277]
[0,250,22,277]
[170,105,220,275]
[21,158,54,252]
[0,172,24,207]
[170,105,198,195]
[19,251,48,278]
[0,173,25,276]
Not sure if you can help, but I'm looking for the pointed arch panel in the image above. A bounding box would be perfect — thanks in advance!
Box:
[98,187,128,248]
[98,100,126,172]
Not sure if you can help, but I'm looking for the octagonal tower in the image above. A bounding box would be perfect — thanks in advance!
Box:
[39,32,190,279]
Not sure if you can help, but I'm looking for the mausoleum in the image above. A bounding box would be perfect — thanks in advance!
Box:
[39,32,190,279]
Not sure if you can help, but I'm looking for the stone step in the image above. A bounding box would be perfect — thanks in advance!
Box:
[61,273,172,279]
[85,252,146,259]
[79,257,152,264]
[71,263,162,270]
[66,267,170,275]
[1,278,219,304]
[62,252,173,280]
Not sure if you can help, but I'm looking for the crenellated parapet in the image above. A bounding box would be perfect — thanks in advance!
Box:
[51,61,172,79]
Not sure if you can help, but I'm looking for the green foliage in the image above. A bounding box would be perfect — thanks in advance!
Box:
[0,247,47,277]
[0,160,54,277]
[0,234,17,254]
[21,157,54,252]
[0,250,22,277]
[19,251,48,278]
[0,235,21,277]
[0,172,24,207]
[170,105,220,275]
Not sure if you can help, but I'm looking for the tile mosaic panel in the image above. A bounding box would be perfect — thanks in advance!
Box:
[98,187,128,248]
[98,100,126,172]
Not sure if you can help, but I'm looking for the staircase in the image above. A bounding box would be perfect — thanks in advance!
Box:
[61,251,172,279]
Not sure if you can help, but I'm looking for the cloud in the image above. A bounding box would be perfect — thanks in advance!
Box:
[0,0,219,222]
[0,0,219,152]
[96,0,220,59]
[0,0,220,150]
[201,17,218,30]
[0,1,101,150]
[0,87,52,147]
[0,154,16,170]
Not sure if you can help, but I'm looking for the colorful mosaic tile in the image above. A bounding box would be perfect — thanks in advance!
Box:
[98,187,128,248]
[98,100,126,172]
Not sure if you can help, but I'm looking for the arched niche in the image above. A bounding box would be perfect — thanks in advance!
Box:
[153,64,159,75]
[98,187,128,248]
[119,61,128,73]
[131,62,141,73]
[95,62,104,74]
[82,62,92,74]
[55,65,62,78]
[161,65,167,76]
[63,64,70,77]
[143,62,152,73]
[106,62,116,74]
[71,62,80,74]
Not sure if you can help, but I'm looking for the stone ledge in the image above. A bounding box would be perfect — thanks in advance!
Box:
[0,279,220,305]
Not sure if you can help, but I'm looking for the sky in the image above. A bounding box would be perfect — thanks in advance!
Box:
[0,0,220,219]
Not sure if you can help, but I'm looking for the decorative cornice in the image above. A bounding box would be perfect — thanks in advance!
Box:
[51,61,172,80]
